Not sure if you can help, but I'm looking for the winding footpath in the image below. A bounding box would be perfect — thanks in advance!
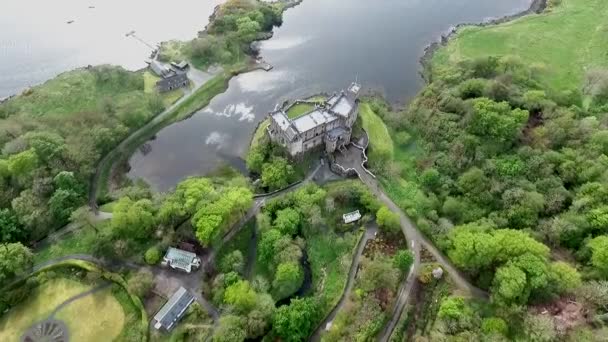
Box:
[309,224,378,342]
[352,159,487,342]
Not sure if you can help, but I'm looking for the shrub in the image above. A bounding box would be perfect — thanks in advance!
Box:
[376,206,400,234]
[144,247,161,265]
[481,317,508,336]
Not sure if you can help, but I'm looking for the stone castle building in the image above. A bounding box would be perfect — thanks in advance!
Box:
[268,82,361,156]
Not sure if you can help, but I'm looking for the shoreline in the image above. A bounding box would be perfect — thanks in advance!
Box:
[419,0,547,82]
[90,0,304,204]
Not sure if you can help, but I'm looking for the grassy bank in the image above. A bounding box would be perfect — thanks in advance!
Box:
[431,0,608,92]
[359,102,394,159]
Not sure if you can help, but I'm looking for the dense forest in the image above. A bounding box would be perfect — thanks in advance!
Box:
[371,55,608,339]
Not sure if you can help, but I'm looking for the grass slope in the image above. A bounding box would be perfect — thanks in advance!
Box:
[359,102,394,159]
[0,278,124,341]
[432,0,608,91]
[307,230,361,314]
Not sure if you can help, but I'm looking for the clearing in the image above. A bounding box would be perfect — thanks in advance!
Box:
[431,0,608,91]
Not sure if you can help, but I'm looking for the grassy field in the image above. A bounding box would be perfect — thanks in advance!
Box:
[431,0,608,91]
[359,102,394,159]
[0,278,125,342]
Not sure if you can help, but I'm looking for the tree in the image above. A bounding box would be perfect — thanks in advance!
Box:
[272,297,320,342]
[258,229,283,267]
[220,250,245,274]
[420,168,441,190]
[481,317,508,336]
[192,186,253,246]
[159,177,216,226]
[492,263,527,305]
[0,242,33,285]
[7,149,38,183]
[11,189,51,236]
[48,189,82,223]
[523,313,557,342]
[376,206,400,234]
[144,247,161,265]
[272,262,303,300]
[437,296,475,333]
[111,197,156,240]
[549,261,581,294]
[359,254,399,292]
[393,250,414,273]
[273,208,300,236]
[53,171,83,194]
[0,208,25,243]
[261,158,294,190]
[587,236,608,274]
[213,315,247,342]
[127,269,154,298]
[24,131,66,165]
[224,280,257,313]
[236,16,261,43]
[469,98,528,143]
[246,293,275,338]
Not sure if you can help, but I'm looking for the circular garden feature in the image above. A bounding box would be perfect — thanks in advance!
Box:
[21,319,69,342]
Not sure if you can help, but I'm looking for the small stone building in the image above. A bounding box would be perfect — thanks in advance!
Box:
[148,59,189,93]
[268,83,361,156]
[157,73,188,93]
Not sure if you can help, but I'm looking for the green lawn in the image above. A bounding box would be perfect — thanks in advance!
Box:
[0,278,125,342]
[287,103,314,118]
[431,0,608,91]
[359,102,394,159]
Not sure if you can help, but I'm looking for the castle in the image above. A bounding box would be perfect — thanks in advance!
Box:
[267,82,361,156]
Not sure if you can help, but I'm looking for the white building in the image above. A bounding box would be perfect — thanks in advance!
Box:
[268,83,361,156]
[161,247,201,273]
[343,210,362,224]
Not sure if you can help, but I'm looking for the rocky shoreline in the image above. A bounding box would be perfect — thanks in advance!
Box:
[419,0,548,82]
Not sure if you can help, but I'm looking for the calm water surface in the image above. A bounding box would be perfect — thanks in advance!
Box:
[0,0,223,98]
[127,0,531,191]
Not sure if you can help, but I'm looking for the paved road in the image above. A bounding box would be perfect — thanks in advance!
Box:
[309,224,378,341]
[88,67,218,210]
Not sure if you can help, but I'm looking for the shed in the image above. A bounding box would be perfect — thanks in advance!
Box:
[153,287,195,331]
[162,247,201,273]
[343,210,362,224]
